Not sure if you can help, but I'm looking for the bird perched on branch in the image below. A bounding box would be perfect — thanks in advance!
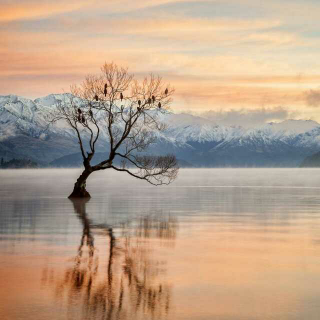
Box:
[158,102,162,109]
[94,94,99,101]
[138,100,141,106]
[152,95,156,103]
[165,88,168,95]
[148,97,152,104]
[89,110,93,117]
[77,108,82,114]
[120,92,123,101]
[104,84,108,96]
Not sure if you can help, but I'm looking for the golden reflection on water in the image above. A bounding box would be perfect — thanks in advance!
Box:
[41,199,177,320]
[1,169,320,320]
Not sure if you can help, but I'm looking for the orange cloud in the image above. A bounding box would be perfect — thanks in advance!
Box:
[174,83,305,109]
[0,0,217,22]
[0,0,93,22]
[1,0,320,120]
[57,16,297,47]
[112,18,282,34]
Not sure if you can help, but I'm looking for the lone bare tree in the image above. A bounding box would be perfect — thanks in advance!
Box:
[52,63,178,198]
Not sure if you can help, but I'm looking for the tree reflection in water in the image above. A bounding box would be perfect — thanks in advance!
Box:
[43,199,177,320]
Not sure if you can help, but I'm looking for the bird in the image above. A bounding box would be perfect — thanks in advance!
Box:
[89,110,93,117]
[152,95,156,103]
[158,102,161,109]
[148,97,152,104]
[138,100,141,106]
[165,88,168,95]
[77,108,82,114]
[120,92,123,101]
[94,94,99,101]
[104,84,108,96]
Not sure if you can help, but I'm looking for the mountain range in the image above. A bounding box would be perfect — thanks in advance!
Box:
[1,93,320,167]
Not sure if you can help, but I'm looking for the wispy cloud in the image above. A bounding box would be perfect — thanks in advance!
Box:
[108,17,282,34]
[0,1,92,22]
[201,107,289,127]
[306,89,320,107]
[56,16,301,47]
[1,0,320,120]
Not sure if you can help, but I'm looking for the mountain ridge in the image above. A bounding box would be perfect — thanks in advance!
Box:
[1,93,320,167]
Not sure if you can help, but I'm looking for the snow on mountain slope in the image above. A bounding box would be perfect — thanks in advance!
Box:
[34,93,72,106]
[159,112,244,146]
[161,113,320,146]
[1,94,318,144]
[1,93,320,166]
[0,95,48,139]
[0,94,81,140]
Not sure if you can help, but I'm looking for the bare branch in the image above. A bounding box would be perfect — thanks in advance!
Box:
[110,154,178,185]
[51,62,179,191]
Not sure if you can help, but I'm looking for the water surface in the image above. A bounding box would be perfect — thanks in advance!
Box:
[1,168,320,320]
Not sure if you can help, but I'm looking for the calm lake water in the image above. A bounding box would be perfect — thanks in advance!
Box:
[1,168,320,320]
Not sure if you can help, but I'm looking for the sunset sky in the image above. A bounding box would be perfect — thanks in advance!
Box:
[1,0,320,122]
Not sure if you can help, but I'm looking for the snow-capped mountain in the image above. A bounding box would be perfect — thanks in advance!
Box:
[0,94,82,163]
[1,93,320,167]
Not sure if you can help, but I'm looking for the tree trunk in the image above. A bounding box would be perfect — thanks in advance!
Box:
[68,168,93,198]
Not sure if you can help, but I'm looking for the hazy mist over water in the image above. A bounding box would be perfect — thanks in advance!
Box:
[1,169,320,320]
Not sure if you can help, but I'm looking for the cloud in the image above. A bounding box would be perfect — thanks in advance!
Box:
[200,107,289,127]
[0,0,320,122]
[85,0,216,14]
[0,0,216,22]
[56,16,300,48]
[110,17,282,35]
[173,79,305,111]
[0,0,92,22]
[305,89,320,107]
[245,32,302,46]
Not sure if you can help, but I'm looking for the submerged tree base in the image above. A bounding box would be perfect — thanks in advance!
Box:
[68,187,91,199]
[68,169,92,199]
